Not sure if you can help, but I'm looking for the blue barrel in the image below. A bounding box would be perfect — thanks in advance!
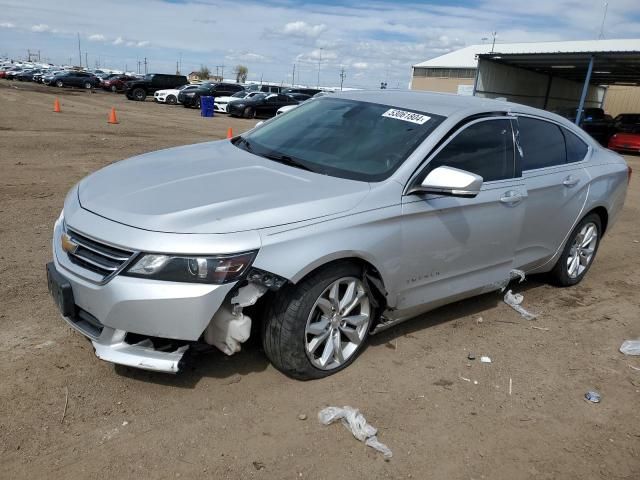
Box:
[200,96,214,117]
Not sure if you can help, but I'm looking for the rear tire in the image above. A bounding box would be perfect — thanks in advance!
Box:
[262,262,373,380]
[111,85,117,92]
[549,213,601,286]
[84,81,92,89]
[56,80,64,88]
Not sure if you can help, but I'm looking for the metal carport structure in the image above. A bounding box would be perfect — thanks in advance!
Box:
[472,39,640,124]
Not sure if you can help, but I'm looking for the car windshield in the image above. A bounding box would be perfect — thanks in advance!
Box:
[231,91,247,98]
[237,97,445,181]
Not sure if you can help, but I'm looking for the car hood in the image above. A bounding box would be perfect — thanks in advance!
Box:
[78,140,370,234]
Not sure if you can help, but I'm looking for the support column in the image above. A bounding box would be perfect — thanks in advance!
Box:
[575,55,594,125]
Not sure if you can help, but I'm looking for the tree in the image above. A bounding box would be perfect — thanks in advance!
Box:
[197,65,211,80]
[234,65,248,83]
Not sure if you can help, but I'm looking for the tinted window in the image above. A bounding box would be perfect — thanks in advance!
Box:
[563,128,588,163]
[517,117,566,170]
[427,119,514,182]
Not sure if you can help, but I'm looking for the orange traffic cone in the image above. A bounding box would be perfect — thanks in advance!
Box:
[108,107,118,124]
[53,98,61,113]
[227,127,233,139]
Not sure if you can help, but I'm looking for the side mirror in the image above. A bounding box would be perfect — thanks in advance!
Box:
[409,166,483,198]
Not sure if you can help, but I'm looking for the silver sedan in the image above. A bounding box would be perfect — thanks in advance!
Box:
[47,91,630,379]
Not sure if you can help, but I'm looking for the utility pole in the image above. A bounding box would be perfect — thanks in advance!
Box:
[598,2,609,39]
[85,52,88,70]
[291,63,296,87]
[339,67,346,91]
[77,33,82,67]
[144,57,147,74]
[176,60,179,74]
[490,31,497,53]
[317,47,323,88]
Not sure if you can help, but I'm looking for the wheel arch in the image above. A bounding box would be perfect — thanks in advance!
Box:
[586,205,609,235]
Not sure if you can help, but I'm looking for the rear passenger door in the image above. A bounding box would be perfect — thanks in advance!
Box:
[513,116,591,270]
[399,117,526,312]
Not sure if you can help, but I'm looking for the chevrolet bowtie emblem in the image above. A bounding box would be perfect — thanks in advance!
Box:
[61,233,79,254]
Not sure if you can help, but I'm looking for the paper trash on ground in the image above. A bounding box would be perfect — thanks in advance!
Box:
[504,290,537,321]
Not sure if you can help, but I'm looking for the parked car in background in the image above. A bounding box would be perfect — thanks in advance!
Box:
[42,71,65,85]
[154,84,201,104]
[125,74,188,101]
[180,82,244,108]
[556,107,615,145]
[608,132,640,154]
[51,71,100,89]
[228,93,298,118]
[244,84,283,94]
[214,90,264,113]
[47,91,629,378]
[276,91,328,116]
[612,113,640,134]
[102,75,137,92]
[282,87,323,96]
[4,68,23,80]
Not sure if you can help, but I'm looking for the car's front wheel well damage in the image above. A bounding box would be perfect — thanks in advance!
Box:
[202,259,389,356]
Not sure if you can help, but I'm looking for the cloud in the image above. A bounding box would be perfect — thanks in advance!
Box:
[31,24,50,32]
[112,36,124,45]
[352,62,368,69]
[0,22,15,28]
[136,40,150,47]
[225,51,269,63]
[281,21,326,38]
[88,34,105,41]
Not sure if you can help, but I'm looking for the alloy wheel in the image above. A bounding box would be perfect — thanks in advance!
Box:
[304,277,371,370]
[567,222,598,279]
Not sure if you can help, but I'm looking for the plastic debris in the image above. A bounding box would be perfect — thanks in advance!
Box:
[468,352,476,360]
[495,269,527,292]
[503,290,537,321]
[318,406,392,459]
[620,340,640,356]
[585,391,601,403]
[480,356,492,364]
[298,413,307,421]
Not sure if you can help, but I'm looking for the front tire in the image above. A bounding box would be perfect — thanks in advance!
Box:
[84,81,93,89]
[262,263,373,380]
[132,88,146,101]
[166,95,177,105]
[56,80,64,88]
[549,213,601,286]
[243,107,255,119]
[111,85,117,92]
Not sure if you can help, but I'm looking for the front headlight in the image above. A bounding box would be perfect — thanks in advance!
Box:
[123,251,257,284]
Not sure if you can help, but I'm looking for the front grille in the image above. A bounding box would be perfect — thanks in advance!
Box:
[65,227,135,281]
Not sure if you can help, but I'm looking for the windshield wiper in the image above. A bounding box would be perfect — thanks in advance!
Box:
[261,153,315,172]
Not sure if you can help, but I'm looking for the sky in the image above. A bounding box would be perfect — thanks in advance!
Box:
[1,0,639,89]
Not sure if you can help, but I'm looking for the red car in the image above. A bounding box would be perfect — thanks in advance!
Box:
[608,132,640,154]
[102,75,136,92]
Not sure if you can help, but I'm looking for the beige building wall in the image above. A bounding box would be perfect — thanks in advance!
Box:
[410,76,474,93]
[604,86,640,116]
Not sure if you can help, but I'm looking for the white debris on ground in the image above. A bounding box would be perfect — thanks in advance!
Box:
[620,340,640,356]
[503,290,537,321]
[318,406,392,459]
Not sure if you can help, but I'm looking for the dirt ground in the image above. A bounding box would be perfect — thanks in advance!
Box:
[0,81,639,480]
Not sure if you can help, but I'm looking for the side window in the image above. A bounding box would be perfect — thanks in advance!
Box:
[517,117,566,170]
[562,128,588,163]
[427,119,515,182]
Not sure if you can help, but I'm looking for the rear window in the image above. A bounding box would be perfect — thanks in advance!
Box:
[562,128,588,163]
[517,117,566,170]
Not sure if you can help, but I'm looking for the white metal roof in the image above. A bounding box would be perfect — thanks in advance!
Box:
[413,39,640,69]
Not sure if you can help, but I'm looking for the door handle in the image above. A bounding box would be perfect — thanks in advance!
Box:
[563,175,579,187]
[500,191,523,206]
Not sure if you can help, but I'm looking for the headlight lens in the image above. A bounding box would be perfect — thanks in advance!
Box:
[123,251,257,284]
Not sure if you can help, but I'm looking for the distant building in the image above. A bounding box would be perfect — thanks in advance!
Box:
[410,40,640,116]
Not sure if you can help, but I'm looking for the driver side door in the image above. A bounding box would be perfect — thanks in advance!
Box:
[396,117,526,315]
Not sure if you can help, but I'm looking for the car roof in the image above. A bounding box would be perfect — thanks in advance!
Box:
[331,89,581,132]
[333,90,545,118]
